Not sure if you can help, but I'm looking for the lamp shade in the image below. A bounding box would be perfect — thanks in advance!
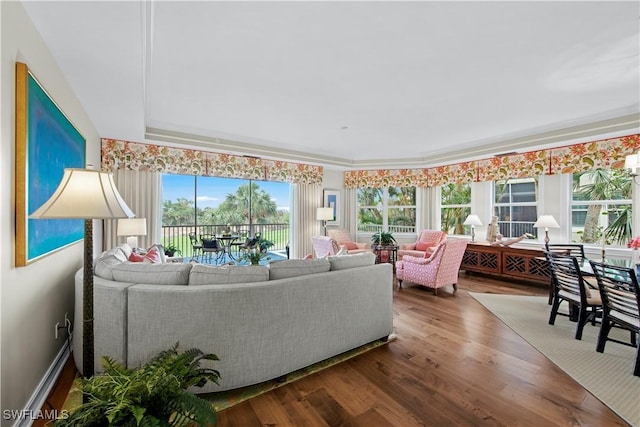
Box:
[533,215,560,229]
[463,214,483,226]
[317,207,334,221]
[30,168,134,219]
[117,218,147,236]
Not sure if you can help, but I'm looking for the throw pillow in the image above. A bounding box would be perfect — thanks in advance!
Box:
[128,252,144,262]
[416,241,435,251]
[342,241,358,250]
[143,248,161,263]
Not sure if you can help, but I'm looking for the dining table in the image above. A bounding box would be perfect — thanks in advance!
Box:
[217,234,240,260]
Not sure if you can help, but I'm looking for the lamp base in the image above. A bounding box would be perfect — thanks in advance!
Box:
[126,236,139,250]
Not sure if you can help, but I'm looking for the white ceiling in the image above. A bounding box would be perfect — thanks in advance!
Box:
[21,1,640,169]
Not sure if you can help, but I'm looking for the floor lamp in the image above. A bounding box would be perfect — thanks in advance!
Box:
[317,207,334,236]
[30,168,134,378]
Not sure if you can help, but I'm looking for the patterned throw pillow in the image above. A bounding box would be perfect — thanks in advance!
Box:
[143,248,161,263]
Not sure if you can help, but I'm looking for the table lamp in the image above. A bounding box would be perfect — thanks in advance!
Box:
[317,207,334,236]
[117,217,147,250]
[30,168,134,378]
[533,215,560,245]
[463,214,483,243]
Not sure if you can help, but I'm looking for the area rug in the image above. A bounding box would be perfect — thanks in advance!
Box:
[469,293,639,426]
[62,334,396,414]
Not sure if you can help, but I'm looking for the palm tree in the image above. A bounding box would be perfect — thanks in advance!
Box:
[441,183,471,234]
[573,168,631,244]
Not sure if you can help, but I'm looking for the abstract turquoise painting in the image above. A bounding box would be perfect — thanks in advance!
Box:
[15,62,86,265]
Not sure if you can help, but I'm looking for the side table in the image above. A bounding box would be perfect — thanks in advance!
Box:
[372,244,398,271]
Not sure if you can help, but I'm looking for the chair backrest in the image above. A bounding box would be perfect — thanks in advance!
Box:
[201,235,221,249]
[417,230,447,246]
[189,232,200,246]
[546,244,585,260]
[312,236,339,258]
[434,239,468,284]
[327,229,354,244]
[545,251,588,303]
[589,261,640,327]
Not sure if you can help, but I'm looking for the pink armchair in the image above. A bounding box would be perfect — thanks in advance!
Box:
[327,229,372,254]
[396,239,468,295]
[311,236,341,258]
[397,229,447,260]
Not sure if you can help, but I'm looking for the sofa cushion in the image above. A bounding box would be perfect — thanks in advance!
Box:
[328,252,376,271]
[110,263,192,285]
[189,264,269,285]
[268,258,330,280]
[94,248,128,280]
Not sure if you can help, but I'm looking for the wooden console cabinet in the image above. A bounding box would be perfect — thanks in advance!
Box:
[461,242,550,286]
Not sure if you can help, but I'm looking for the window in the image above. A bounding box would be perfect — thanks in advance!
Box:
[571,169,632,246]
[440,183,471,234]
[493,178,538,238]
[357,187,416,234]
[161,174,290,253]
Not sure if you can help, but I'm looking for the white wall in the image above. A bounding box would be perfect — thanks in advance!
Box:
[1,2,102,420]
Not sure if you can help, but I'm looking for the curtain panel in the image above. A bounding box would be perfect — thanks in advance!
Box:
[101,138,323,185]
[344,134,640,188]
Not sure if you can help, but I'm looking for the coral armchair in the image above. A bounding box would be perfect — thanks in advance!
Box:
[327,229,372,254]
[397,229,447,260]
[396,239,468,295]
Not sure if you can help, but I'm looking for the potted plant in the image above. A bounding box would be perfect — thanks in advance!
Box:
[163,242,181,258]
[57,343,220,426]
[371,231,396,247]
[240,248,271,265]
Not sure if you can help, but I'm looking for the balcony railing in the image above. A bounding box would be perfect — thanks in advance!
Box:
[161,223,289,259]
[357,224,416,234]
[497,221,536,238]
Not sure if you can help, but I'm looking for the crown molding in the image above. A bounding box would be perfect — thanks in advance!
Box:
[145,112,639,171]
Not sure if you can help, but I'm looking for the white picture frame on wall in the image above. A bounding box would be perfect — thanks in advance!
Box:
[323,189,341,227]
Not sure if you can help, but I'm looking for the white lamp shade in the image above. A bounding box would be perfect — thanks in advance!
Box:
[30,168,134,219]
[463,214,483,226]
[533,215,560,229]
[117,218,147,236]
[317,207,334,221]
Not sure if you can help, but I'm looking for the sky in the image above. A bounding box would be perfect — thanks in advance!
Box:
[162,174,291,211]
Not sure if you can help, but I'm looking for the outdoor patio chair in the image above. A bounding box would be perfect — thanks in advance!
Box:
[589,261,640,376]
[188,232,203,261]
[200,234,225,264]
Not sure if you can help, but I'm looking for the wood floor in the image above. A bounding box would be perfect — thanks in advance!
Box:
[42,273,629,426]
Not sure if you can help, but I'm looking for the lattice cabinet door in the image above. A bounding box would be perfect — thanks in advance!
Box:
[461,244,501,274]
[502,248,550,283]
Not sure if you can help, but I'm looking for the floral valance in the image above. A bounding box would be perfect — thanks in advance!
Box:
[101,138,323,185]
[344,133,640,188]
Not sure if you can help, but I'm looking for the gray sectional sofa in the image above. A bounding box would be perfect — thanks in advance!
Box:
[73,245,394,393]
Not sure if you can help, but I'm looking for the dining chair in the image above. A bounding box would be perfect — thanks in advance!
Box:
[200,234,225,264]
[588,261,640,376]
[229,228,250,256]
[545,244,587,304]
[545,251,602,340]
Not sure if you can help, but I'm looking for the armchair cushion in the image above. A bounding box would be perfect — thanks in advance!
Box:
[343,241,358,250]
[416,241,435,252]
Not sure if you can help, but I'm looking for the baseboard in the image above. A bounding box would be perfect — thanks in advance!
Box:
[13,338,71,427]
